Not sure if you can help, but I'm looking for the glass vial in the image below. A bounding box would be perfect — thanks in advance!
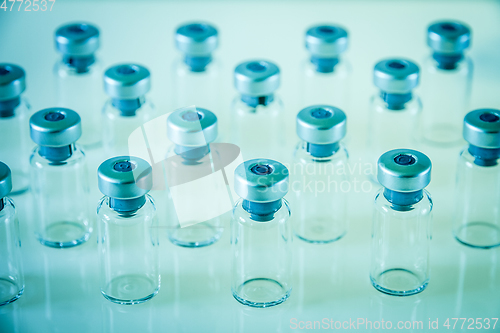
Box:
[421,21,472,146]
[103,64,155,157]
[173,23,225,136]
[370,149,433,296]
[0,64,30,194]
[300,25,351,111]
[165,107,223,247]
[97,156,159,305]
[366,59,421,180]
[29,108,91,248]
[0,162,24,306]
[231,159,292,307]
[453,109,500,248]
[54,22,103,149]
[231,60,286,161]
[292,105,348,243]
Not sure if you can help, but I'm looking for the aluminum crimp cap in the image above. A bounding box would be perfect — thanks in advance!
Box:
[98,156,153,200]
[296,105,346,144]
[427,21,471,54]
[234,159,289,203]
[234,60,280,96]
[463,109,500,149]
[0,162,12,198]
[104,64,151,100]
[167,107,217,147]
[175,22,218,56]
[377,149,432,193]
[55,22,100,56]
[0,64,26,101]
[373,59,420,94]
[305,24,348,58]
[30,108,81,147]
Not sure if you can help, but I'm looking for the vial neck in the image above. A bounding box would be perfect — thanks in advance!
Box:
[432,52,463,70]
[109,196,146,214]
[39,144,74,163]
[468,145,500,167]
[306,142,339,158]
[240,94,274,108]
[383,188,423,210]
[310,56,339,73]
[174,144,210,162]
[0,96,21,118]
[380,91,412,111]
[62,54,96,74]
[112,97,145,117]
[184,55,212,72]
[242,199,282,222]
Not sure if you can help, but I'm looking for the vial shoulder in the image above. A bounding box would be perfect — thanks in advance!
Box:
[54,57,103,78]
[374,188,433,214]
[370,93,421,114]
[0,197,16,220]
[292,140,349,164]
[231,94,284,114]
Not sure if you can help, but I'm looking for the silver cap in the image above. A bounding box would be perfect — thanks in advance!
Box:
[427,21,471,54]
[296,105,346,144]
[305,24,348,58]
[167,107,217,147]
[234,159,289,203]
[0,162,12,198]
[234,60,280,96]
[55,22,100,56]
[463,109,500,149]
[104,64,151,100]
[373,59,420,94]
[0,64,26,101]
[30,108,81,147]
[175,22,218,56]
[98,156,153,199]
[378,149,432,193]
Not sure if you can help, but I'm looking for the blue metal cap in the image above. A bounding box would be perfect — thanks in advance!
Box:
[104,64,151,100]
[175,22,218,56]
[0,64,26,101]
[427,21,471,54]
[296,105,346,144]
[55,22,100,56]
[234,60,280,96]
[0,162,12,198]
[30,108,81,147]
[373,59,420,94]
[464,109,500,149]
[305,24,348,58]
[167,106,217,147]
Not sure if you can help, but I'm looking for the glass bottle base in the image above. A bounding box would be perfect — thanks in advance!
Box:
[37,221,91,248]
[454,222,500,249]
[232,278,291,308]
[101,275,160,305]
[168,223,223,248]
[0,279,23,306]
[295,229,346,244]
[370,269,428,296]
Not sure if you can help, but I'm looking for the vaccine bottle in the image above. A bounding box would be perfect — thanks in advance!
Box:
[370,149,432,296]
[0,63,31,194]
[301,24,350,111]
[165,107,223,247]
[102,64,154,157]
[231,159,292,307]
[421,21,472,146]
[291,105,348,243]
[54,22,103,149]
[366,59,421,180]
[231,60,285,161]
[29,108,91,248]
[0,162,24,306]
[453,109,500,248]
[97,156,160,305]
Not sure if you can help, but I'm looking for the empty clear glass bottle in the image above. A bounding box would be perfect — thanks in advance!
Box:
[231,159,292,308]
[300,24,351,112]
[421,21,472,146]
[29,108,91,248]
[0,162,24,306]
[165,107,224,247]
[292,105,348,243]
[172,23,225,137]
[367,59,421,181]
[453,109,500,248]
[370,149,433,296]
[102,64,155,157]
[97,156,159,305]
[54,22,103,149]
[231,60,286,162]
[0,64,30,195]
